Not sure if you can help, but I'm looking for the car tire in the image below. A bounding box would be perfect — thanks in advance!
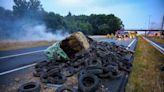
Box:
[87,69,103,75]
[86,66,103,70]
[35,60,47,68]
[88,59,102,67]
[40,73,48,83]
[108,71,122,79]
[63,67,75,77]
[78,73,100,92]
[78,69,87,77]
[47,68,60,76]
[17,82,40,92]
[73,65,82,73]
[33,71,41,77]
[55,86,77,92]
[48,74,66,84]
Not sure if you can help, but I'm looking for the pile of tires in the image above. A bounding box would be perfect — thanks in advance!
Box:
[33,37,133,91]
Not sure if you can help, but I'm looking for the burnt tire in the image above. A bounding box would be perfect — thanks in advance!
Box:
[78,73,100,92]
[104,65,118,72]
[86,66,103,70]
[47,68,60,76]
[119,65,131,73]
[99,65,121,79]
[48,74,66,84]
[72,60,85,67]
[87,69,103,75]
[35,60,47,68]
[40,73,48,83]
[99,70,121,79]
[33,71,41,77]
[108,71,122,79]
[63,67,75,77]
[55,86,77,92]
[86,66,103,75]
[78,69,88,77]
[160,65,164,71]
[88,59,102,67]
[18,82,40,92]
[73,65,82,73]
[98,72,110,78]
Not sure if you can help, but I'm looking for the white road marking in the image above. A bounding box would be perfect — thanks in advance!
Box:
[126,39,136,49]
[0,63,36,76]
[0,39,137,75]
[143,37,164,54]
[0,50,44,60]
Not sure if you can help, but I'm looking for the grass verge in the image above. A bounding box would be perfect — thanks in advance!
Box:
[126,37,164,92]
[0,40,55,51]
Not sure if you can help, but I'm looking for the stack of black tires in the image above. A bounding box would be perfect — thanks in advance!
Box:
[33,38,133,92]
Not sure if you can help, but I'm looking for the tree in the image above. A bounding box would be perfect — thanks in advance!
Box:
[44,12,65,31]
[0,7,13,30]
[13,0,43,19]
[67,12,72,17]
[0,7,15,39]
[0,0,124,39]
[89,14,123,35]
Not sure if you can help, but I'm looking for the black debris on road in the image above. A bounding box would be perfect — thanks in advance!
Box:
[34,38,133,92]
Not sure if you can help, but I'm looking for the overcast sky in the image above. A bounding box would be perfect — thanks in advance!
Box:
[0,0,164,29]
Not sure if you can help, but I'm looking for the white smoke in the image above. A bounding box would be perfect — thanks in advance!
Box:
[16,24,69,41]
[0,16,70,41]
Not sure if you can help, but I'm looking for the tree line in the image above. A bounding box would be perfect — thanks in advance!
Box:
[0,0,124,35]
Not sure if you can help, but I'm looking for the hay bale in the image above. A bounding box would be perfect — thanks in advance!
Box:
[60,32,90,58]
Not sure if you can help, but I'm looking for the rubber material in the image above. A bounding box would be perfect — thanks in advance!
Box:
[18,82,40,92]
[49,74,66,84]
[63,67,76,77]
[78,73,100,92]
[55,86,77,92]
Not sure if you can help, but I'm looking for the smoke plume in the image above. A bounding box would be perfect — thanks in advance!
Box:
[0,18,69,41]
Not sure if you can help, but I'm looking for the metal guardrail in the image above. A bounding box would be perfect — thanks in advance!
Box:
[142,37,164,54]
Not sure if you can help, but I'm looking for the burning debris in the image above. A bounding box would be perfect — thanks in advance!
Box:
[33,32,133,92]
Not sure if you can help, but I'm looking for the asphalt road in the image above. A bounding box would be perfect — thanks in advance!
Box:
[0,38,137,92]
[0,45,48,57]
[0,38,135,73]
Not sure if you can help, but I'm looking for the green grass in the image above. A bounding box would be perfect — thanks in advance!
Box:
[126,37,164,92]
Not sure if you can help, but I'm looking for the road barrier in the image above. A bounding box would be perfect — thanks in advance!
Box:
[143,37,164,54]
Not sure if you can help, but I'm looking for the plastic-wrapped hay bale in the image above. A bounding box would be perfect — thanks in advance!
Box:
[44,32,90,60]
[44,42,69,60]
[60,32,90,58]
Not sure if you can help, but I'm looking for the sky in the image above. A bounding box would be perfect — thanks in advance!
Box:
[0,0,164,29]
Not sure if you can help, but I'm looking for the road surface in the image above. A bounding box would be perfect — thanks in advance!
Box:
[0,38,135,73]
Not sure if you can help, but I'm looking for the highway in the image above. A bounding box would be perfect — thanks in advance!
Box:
[0,38,137,92]
[0,38,136,74]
